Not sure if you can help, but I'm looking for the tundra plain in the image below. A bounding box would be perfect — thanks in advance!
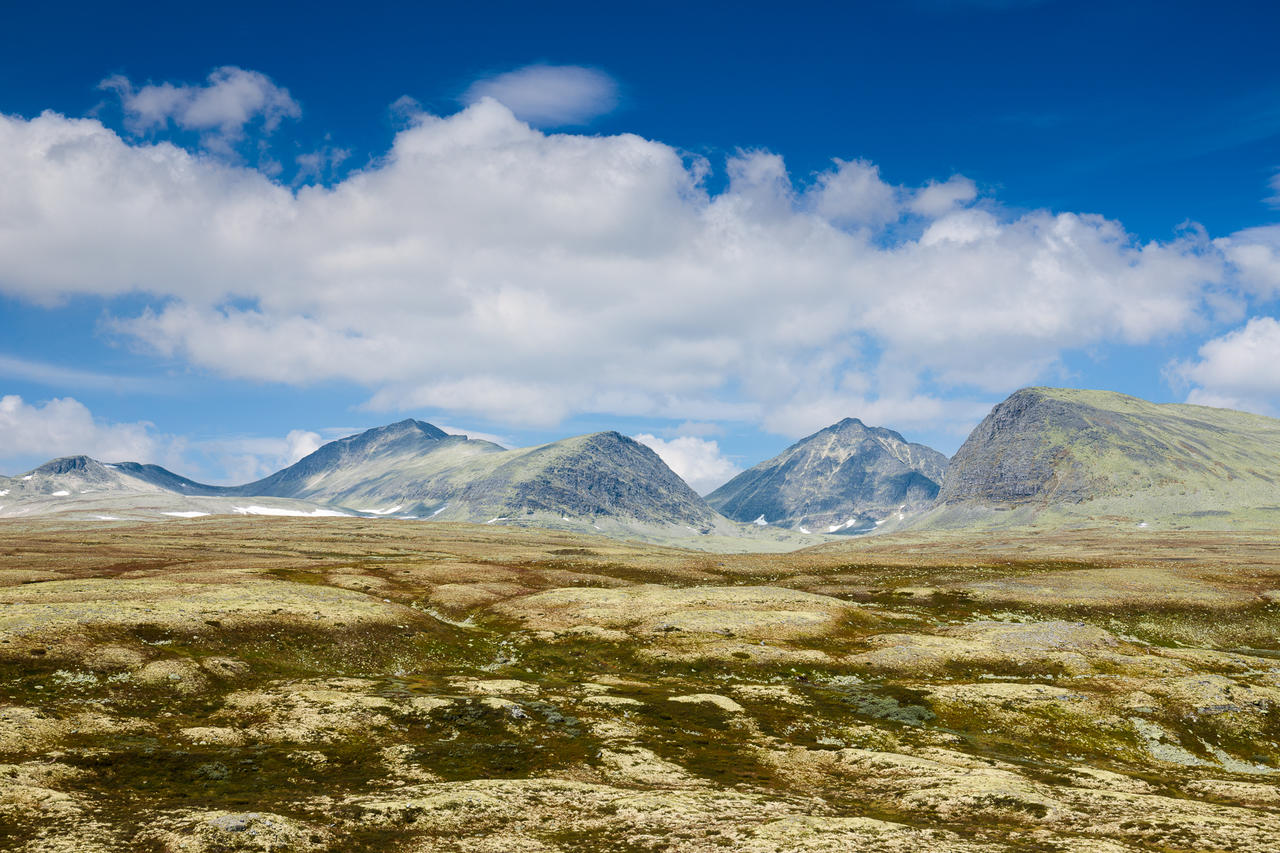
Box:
[1,518,1278,851]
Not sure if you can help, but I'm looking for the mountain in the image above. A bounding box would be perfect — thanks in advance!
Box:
[1,455,176,496]
[0,420,732,541]
[705,418,948,533]
[926,387,1280,529]
[228,419,506,509]
[427,430,719,529]
[239,422,719,531]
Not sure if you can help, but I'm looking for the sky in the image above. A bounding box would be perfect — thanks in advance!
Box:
[1,0,1280,493]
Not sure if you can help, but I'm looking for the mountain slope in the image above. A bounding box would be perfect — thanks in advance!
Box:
[230,419,505,509]
[0,455,177,496]
[926,387,1280,529]
[706,418,948,532]
[432,431,719,528]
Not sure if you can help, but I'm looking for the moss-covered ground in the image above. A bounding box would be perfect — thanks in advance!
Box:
[0,518,1278,851]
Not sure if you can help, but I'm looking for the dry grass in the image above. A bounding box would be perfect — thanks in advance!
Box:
[0,517,1278,851]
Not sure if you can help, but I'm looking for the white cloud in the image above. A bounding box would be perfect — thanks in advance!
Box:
[0,92,1261,443]
[284,429,323,462]
[0,355,169,394]
[633,434,741,494]
[186,428,326,484]
[461,64,618,126]
[909,174,978,217]
[1268,170,1280,208]
[0,394,334,482]
[669,421,724,438]
[100,66,300,154]
[807,159,899,227]
[1217,225,1280,299]
[1170,317,1280,414]
[0,395,164,471]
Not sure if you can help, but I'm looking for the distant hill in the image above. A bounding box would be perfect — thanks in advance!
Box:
[706,418,947,533]
[925,387,1280,529]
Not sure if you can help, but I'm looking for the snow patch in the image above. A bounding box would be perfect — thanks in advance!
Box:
[357,505,403,515]
[0,490,8,496]
[430,504,449,517]
[21,475,33,481]
[1137,521,1148,528]
[50,490,70,497]
[752,515,768,526]
[485,516,510,524]
[164,511,210,518]
[93,515,121,521]
[233,505,350,518]
[798,526,812,534]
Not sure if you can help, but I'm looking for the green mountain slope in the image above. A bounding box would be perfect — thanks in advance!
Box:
[927,387,1280,529]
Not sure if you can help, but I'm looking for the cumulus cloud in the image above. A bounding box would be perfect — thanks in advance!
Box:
[0,92,1263,441]
[193,428,325,484]
[99,66,300,155]
[808,159,899,227]
[909,175,978,217]
[0,395,163,472]
[633,434,741,494]
[0,392,336,484]
[461,64,618,126]
[1218,225,1280,298]
[1170,317,1280,414]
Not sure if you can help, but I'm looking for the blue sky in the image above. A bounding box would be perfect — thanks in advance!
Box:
[2,0,1279,491]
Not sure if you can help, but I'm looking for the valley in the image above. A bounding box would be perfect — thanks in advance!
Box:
[1,517,1278,851]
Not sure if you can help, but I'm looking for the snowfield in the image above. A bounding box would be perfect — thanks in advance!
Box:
[233,506,350,518]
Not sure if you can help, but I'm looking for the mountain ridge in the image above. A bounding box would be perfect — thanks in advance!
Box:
[921,386,1280,529]
[706,416,947,532]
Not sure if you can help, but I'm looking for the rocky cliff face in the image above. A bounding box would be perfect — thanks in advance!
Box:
[706,418,947,531]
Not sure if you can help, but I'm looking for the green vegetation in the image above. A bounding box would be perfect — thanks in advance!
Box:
[1,517,1279,850]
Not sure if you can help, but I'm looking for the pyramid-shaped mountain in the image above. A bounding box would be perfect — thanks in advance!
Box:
[707,417,947,532]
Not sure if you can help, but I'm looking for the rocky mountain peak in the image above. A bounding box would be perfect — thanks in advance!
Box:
[706,417,947,532]
[32,455,104,476]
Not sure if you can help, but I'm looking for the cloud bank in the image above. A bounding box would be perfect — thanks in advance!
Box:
[3,78,1278,440]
